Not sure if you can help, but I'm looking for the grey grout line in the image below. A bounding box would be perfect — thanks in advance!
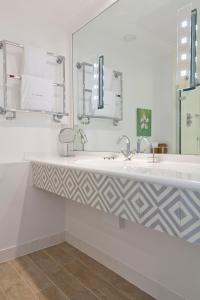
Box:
[58,243,132,300]
[35,286,69,300]
[44,244,133,300]
[10,258,64,300]
[0,285,8,300]
[60,242,154,300]
[8,260,38,300]
[26,252,71,300]
[43,247,102,300]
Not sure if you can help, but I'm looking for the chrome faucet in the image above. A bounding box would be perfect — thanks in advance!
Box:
[75,127,88,151]
[136,137,158,163]
[137,137,151,154]
[117,135,132,160]
[78,128,88,151]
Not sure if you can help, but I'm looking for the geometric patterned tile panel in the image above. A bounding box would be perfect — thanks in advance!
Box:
[32,162,200,246]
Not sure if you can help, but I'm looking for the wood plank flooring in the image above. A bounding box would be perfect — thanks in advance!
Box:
[0,243,155,300]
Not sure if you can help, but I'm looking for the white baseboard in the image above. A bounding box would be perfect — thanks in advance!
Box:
[64,231,184,300]
[0,231,65,263]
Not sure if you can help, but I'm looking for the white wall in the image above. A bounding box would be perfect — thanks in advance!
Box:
[0,162,65,258]
[65,200,200,300]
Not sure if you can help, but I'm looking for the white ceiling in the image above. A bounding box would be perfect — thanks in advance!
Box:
[0,0,117,48]
[76,0,200,50]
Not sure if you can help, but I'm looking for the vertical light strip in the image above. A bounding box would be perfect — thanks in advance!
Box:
[196,10,200,86]
[98,55,104,109]
[92,63,99,112]
[177,4,192,90]
[190,9,197,88]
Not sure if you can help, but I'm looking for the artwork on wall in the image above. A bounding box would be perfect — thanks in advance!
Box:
[137,108,152,137]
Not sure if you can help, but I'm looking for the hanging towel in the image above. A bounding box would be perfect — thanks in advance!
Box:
[23,46,47,77]
[92,90,115,118]
[103,67,113,90]
[20,75,54,111]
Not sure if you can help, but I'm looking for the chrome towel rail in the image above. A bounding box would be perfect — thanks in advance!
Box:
[0,40,67,122]
[76,61,123,126]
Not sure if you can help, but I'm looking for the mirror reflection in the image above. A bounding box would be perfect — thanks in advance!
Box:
[73,0,200,155]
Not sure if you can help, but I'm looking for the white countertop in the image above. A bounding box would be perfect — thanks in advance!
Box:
[28,152,200,191]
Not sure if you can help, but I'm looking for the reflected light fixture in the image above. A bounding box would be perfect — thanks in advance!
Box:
[123,34,137,42]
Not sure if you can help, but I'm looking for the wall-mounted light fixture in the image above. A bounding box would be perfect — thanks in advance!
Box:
[177,5,198,90]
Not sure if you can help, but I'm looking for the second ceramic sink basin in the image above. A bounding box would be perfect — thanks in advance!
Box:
[74,156,155,168]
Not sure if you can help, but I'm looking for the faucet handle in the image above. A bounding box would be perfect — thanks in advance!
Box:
[121,150,133,161]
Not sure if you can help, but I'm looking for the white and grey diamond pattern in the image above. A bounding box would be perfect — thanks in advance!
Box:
[32,162,200,246]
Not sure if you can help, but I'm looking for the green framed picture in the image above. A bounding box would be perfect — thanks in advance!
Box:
[137,108,152,137]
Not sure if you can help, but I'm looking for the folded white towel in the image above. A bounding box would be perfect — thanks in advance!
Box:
[103,67,113,90]
[21,75,54,111]
[23,47,47,77]
[92,90,115,118]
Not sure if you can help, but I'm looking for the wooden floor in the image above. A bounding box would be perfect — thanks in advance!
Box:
[0,242,155,300]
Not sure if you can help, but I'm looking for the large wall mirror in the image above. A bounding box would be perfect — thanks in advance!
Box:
[73,0,200,155]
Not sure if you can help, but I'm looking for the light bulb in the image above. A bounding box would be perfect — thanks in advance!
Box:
[181,37,188,44]
[181,20,188,28]
[180,70,187,77]
[181,54,187,61]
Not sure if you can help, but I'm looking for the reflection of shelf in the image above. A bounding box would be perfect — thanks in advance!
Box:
[7,74,64,87]
[77,61,123,126]
[77,114,121,126]
[0,107,68,121]
[195,113,200,117]
[84,89,92,93]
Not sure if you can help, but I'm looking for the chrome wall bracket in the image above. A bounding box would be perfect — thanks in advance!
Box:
[77,114,90,125]
[0,108,16,120]
[76,62,82,69]
[56,56,64,64]
[52,114,64,123]
[113,119,119,126]
[5,111,16,120]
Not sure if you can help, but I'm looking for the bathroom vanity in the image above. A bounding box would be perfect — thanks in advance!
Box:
[31,153,200,246]
[1,0,200,299]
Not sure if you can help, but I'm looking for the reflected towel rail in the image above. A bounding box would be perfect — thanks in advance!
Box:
[76,61,123,126]
[7,74,64,87]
